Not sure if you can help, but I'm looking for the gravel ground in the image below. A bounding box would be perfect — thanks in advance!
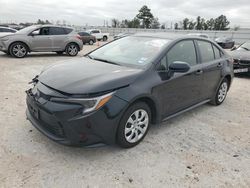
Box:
[0,43,250,188]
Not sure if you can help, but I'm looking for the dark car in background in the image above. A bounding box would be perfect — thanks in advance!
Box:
[26,33,233,148]
[230,41,250,74]
[78,31,96,45]
[215,37,235,49]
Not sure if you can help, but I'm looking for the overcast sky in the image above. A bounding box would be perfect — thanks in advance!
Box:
[0,0,250,27]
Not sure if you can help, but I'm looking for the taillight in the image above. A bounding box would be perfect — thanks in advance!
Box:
[76,34,81,40]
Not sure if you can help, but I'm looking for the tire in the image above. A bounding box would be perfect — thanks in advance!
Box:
[56,51,64,55]
[89,40,94,45]
[210,78,229,105]
[117,102,151,148]
[65,43,79,56]
[9,42,28,58]
[103,36,108,41]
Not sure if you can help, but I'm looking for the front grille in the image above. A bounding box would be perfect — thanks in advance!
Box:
[39,109,65,138]
[27,88,65,138]
[239,60,250,66]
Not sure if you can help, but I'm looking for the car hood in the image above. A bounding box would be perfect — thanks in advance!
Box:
[38,58,143,94]
[229,50,250,61]
[0,33,14,38]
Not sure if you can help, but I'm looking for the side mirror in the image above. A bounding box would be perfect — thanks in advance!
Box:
[169,61,191,73]
[31,30,39,36]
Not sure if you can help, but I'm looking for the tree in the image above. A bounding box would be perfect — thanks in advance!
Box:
[188,20,195,30]
[161,24,166,29]
[45,20,51,24]
[136,5,154,28]
[174,23,179,30]
[151,17,160,29]
[37,19,45,24]
[111,18,120,28]
[206,18,215,30]
[214,15,230,30]
[195,16,202,30]
[183,18,189,30]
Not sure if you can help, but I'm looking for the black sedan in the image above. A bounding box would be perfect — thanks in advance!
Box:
[26,33,234,148]
[230,41,250,74]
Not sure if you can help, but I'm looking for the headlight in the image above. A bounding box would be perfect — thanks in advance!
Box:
[50,92,114,114]
[0,37,9,41]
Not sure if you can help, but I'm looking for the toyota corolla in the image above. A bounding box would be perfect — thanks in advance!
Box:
[26,33,234,148]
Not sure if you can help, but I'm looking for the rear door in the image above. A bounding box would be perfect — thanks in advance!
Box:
[195,40,223,99]
[49,27,68,51]
[154,40,204,118]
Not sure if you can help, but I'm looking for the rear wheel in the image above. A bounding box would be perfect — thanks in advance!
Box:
[117,102,151,148]
[65,43,79,56]
[89,40,94,45]
[210,78,229,105]
[103,36,108,41]
[10,42,28,58]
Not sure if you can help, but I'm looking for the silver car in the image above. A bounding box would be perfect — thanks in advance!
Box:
[0,25,83,58]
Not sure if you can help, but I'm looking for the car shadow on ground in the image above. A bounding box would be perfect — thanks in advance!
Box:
[234,73,250,79]
[28,103,211,159]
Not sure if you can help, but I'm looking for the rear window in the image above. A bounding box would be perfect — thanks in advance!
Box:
[64,28,73,34]
[78,32,89,36]
[213,45,221,59]
[197,40,215,63]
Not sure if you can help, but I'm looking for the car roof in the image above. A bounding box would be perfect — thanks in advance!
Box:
[133,32,210,41]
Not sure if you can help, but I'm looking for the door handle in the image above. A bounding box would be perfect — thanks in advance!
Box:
[217,62,222,68]
[195,69,203,75]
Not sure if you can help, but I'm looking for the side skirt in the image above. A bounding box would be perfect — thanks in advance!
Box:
[162,99,211,122]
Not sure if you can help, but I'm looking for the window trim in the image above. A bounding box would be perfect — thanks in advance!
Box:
[156,39,199,71]
[195,39,216,63]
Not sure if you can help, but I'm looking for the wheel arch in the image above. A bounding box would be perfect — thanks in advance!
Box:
[126,96,160,124]
[65,42,80,51]
[8,41,30,53]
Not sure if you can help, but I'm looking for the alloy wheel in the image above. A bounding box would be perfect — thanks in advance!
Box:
[67,44,78,56]
[218,82,228,103]
[12,44,27,57]
[124,109,149,143]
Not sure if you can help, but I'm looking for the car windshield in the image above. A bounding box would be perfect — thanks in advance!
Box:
[88,36,170,68]
[16,25,39,34]
[238,42,250,51]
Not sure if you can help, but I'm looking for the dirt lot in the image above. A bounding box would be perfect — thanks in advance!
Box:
[0,43,250,188]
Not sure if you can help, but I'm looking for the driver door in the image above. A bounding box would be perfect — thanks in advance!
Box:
[29,27,53,51]
[153,40,204,118]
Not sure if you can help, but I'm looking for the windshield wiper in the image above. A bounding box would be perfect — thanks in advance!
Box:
[91,57,121,66]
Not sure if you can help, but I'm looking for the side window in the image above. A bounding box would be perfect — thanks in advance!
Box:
[49,27,66,35]
[213,45,221,59]
[197,40,215,63]
[92,30,99,34]
[167,40,197,66]
[0,28,2,32]
[40,27,49,35]
[64,28,73,34]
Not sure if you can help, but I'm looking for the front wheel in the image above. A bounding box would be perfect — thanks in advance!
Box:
[117,102,151,148]
[10,42,28,58]
[65,43,79,56]
[210,78,229,105]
